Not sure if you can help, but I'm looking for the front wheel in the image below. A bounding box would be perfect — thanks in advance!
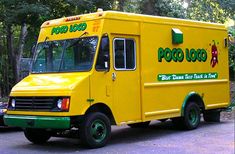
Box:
[24,128,51,144]
[79,112,111,148]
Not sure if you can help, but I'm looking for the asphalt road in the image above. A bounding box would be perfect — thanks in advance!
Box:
[0,119,234,154]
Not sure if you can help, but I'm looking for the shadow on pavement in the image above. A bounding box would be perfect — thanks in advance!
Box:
[10,120,233,153]
[0,127,22,133]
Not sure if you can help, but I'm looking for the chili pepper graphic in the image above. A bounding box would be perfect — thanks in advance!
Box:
[210,41,218,67]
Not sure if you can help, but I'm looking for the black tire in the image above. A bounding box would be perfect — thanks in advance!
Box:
[172,102,200,130]
[79,112,111,148]
[24,128,51,144]
[128,121,150,128]
[203,110,220,122]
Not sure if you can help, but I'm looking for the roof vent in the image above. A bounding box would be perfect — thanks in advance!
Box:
[172,28,183,44]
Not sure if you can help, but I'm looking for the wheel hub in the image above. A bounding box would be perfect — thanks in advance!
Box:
[189,108,198,125]
[90,120,107,142]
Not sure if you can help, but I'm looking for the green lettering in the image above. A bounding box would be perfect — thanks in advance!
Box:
[51,27,57,35]
[52,23,87,35]
[158,47,164,62]
[201,49,207,62]
[165,48,172,62]
[190,49,197,62]
[69,25,74,32]
[77,24,82,31]
[197,49,202,62]
[172,48,177,62]
[74,24,79,32]
[80,23,87,31]
[61,26,68,33]
[186,48,191,62]
[177,48,184,62]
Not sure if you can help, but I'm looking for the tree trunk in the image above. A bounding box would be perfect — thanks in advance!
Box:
[6,24,17,84]
[6,22,28,84]
[16,22,28,81]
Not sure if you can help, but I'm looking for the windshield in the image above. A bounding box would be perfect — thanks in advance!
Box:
[32,36,98,73]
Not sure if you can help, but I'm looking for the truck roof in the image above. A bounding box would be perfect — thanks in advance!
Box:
[41,10,226,31]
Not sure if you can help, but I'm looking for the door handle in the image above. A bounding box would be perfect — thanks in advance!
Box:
[112,72,116,81]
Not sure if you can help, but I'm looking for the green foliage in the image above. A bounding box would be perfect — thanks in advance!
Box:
[229,26,235,69]
[0,0,49,26]
[67,0,115,13]
[121,0,141,13]
[217,0,235,20]
[187,0,235,23]
[140,0,186,18]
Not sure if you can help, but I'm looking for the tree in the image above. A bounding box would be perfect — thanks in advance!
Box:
[187,0,235,23]
[187,0,226,23]
[0,0,77,84]
[0,0,116,97]
[140,0,186,18]
[67,0,115,13]
[0,0,50,84]
[217,0,235,20]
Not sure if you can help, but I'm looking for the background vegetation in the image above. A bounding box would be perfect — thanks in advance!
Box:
[0,0,234,97]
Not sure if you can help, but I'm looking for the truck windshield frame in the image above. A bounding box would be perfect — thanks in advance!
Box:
[31,36,98,74]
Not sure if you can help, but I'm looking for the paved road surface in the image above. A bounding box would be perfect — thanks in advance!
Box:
[0,120,234,154]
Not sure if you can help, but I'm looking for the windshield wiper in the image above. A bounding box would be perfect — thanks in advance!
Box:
[58,32,89,72]
[67,32,89,49]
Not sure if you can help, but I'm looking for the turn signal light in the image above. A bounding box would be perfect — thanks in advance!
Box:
[61,98,70,111]
[57,98,70,111]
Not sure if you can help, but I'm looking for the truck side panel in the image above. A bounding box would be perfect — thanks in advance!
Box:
[140,22,229,121]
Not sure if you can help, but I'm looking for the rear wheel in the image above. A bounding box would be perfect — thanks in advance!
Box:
[79,112,111,148]
[128,121,150,128]
[172,102,200,130]
[24,128,51,144]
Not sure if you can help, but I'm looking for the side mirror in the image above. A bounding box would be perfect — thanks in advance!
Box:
[103,54,110,71]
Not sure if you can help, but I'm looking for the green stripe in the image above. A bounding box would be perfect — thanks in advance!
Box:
[4,115,70,129]
[158,72,218,81]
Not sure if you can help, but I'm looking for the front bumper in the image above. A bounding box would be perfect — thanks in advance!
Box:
[4,115,70,129]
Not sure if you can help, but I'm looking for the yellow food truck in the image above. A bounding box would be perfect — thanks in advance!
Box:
[4,10,230,148]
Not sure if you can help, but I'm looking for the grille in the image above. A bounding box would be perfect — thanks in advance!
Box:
[13,97,56,111]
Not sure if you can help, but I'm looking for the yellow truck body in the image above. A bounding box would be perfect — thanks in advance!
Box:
[4,10,230,148]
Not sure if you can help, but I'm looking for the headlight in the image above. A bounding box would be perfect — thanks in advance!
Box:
[11,99,16,108]
[57,98,70,111]
[57,99,62,109]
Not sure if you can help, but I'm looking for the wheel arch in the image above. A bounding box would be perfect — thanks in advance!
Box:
[181,92,205,116]
[85,103,116,125]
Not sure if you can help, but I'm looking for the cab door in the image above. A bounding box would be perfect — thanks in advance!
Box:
[111,35,141,123]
